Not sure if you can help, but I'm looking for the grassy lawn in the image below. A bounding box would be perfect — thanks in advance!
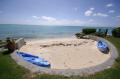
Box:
[106,37,120,55]
[0,50,29,79]
[0,41,6,45]
[0,37,120,79]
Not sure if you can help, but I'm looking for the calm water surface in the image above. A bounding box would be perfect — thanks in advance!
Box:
[0,24,115,40]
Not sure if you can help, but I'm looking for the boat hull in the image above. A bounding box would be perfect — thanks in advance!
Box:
[97,41,108,52]
[17,52,51,67]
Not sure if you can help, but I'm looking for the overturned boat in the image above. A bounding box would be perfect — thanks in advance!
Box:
[97,41,108,52]
[17,52,51,67]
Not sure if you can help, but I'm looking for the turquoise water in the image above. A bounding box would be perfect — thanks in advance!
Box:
[0,24,115,40]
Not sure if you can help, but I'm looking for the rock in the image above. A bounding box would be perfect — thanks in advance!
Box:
[83,35,90,39]
[75,33,85,39]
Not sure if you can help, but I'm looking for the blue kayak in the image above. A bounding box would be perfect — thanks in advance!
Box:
[97,41,108,51]
[17,52,51,67]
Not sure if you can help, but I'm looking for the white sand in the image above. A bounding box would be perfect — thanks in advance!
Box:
[19,38,111,69]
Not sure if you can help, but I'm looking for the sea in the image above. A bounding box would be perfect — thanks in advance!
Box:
[0,24,116,40]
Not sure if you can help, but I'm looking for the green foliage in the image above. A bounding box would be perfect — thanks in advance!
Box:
[112,27,120,37]
[0,50,29,79]
[82,28,96,34]
[105,29,108,37]
[32,74,69,79]
[95,29,108,37]
[0,42,6,45]
[106,37,120,55]
[115,57,120,63]
[95,32,105,37]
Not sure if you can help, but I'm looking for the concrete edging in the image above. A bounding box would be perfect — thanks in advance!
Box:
[10,36,119,76]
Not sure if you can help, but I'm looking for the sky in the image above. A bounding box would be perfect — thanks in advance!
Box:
[0,0,120,27]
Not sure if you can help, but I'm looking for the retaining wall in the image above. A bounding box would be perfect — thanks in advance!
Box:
[15,38,25,49]
[11,36,119,76]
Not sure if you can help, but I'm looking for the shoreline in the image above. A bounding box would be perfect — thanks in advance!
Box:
[25,36,76,43]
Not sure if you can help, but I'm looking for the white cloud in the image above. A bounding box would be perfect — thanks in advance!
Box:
[74,8,78,11]
[106,3,113,7]
[108,10,115,13]
[32,16,40,19]
[88,19,94,22]
[93,13,108,17]
[41,16,56,21]
[26,17,117,26]
[90,8,94,10]
[116,16,120,18]
[38,19,94,26]
[85,8,95,16]
[85,10,93,16]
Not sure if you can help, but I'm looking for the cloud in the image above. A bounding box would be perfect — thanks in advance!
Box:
[27,17,116,26]
[88,19,94,22]
[38,19,94,26]
[29,14,114,26]
[90,8,94,10]
[41,16,56,21]
[106,3,113,7]
[93,13,108,17]
[32,16,40,19]
[116,16,120,18]
[85,8,94,16]
[74,8,78,11]
[108,10,115,13]
[85,10,93,16]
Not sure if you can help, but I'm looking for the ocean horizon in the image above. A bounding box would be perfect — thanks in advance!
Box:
[0,24,115,40]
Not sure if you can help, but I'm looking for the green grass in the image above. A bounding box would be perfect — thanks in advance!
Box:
[0,41,6,45]
[0,50,29,79]
[0,37,120,79]
[106,37,120,55]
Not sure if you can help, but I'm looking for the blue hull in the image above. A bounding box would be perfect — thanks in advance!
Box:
[97,41,108,51]
[17,52,50,67]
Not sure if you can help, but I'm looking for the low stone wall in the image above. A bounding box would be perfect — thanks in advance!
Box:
[11,36,119,76]
[15,38,25,49]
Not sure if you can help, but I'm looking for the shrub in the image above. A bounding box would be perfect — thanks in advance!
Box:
[95,29,108,37]
[82,28,96,34]
[105,29,108,37]
[95,32,105,37]
[112,27,120,37]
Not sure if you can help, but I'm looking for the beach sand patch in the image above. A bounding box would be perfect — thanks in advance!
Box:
[19,38,111,69]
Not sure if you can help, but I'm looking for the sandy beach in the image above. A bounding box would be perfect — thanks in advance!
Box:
[19,38,111,69]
